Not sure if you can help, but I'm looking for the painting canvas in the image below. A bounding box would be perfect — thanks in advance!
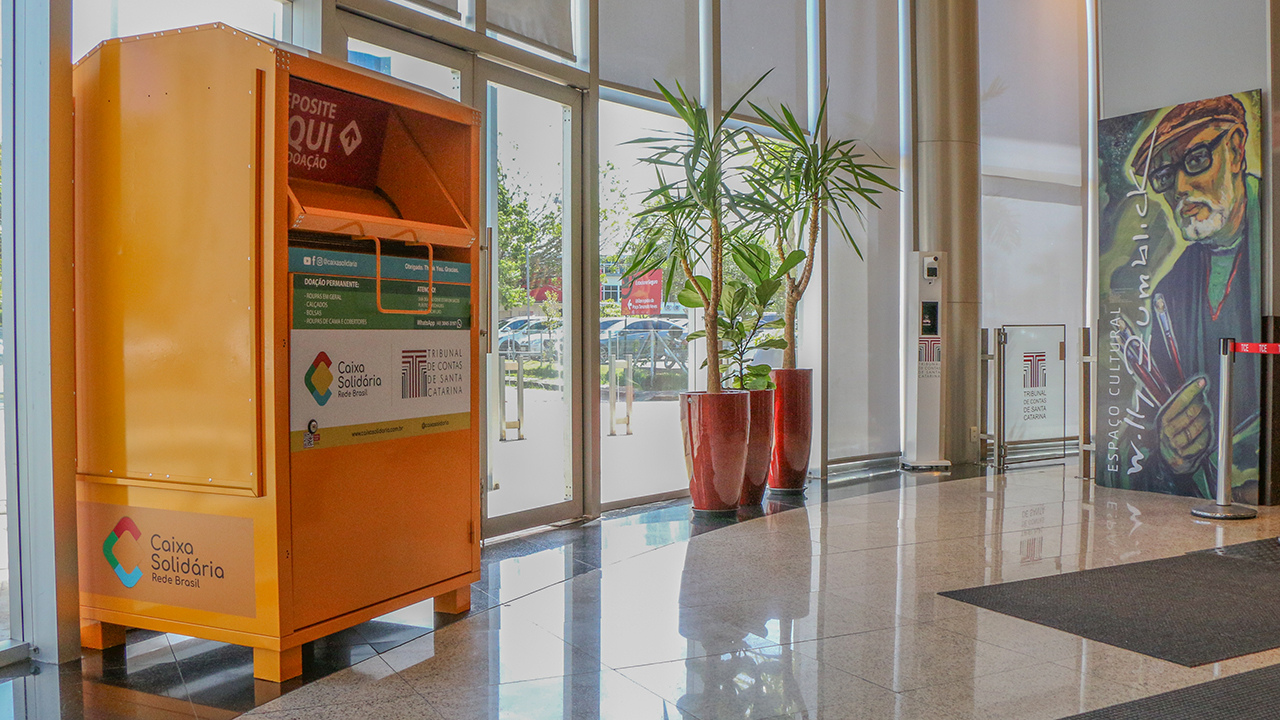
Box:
[1097,90,1263,503]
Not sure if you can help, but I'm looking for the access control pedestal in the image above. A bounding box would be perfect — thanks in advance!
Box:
[73,25,481,681]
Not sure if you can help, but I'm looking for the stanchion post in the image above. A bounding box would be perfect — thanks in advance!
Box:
[1192,338,1257,519]
[1218,338,1235,506]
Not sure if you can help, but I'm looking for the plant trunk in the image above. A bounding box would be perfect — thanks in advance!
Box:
[705,215,723,392]
[782,295,799,368]
[782,195,822,370]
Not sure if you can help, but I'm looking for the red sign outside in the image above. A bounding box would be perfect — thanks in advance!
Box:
[288,78,390,190]
[621,269,663,316]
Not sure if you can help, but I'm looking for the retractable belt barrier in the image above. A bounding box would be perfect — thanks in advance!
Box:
[1232,342,1280,355]
[1190,338,1260,520]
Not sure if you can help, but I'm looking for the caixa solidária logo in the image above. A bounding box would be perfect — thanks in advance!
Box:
[103,517,143,588]
[305,351,334,406]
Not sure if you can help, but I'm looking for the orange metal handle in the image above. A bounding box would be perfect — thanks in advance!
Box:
[363,236,435,315]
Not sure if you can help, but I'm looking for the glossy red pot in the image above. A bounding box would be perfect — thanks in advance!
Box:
[738,388,775,506]
[767,368,812,494]
[681,390,750,515]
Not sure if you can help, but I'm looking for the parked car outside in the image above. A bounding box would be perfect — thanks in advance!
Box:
[526,324,565,359]
[600,318,685,364]
[496,315,548,352]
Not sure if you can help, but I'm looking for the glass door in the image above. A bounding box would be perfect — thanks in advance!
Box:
[482,63,583,535]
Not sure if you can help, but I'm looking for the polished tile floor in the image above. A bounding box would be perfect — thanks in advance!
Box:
[10,461,1280,719]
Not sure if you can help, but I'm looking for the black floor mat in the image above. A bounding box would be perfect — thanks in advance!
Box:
[1190,538,1280,565]
[1064,663,1280,719]
[940,552,1280,666]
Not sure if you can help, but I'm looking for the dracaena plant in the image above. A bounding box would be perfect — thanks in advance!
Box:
[682,241,806,390]
[747,89,898,368]
[618,75,778,393]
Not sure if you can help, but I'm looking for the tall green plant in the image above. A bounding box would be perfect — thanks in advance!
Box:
[620,76,775,393]
[748,90,897,368]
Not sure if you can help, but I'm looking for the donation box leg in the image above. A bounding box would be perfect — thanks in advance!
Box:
[81,620,127,650]
[254,646,303,683]
[435,586,471,615]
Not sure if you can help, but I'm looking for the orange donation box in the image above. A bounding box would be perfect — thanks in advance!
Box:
[73,25,482,682]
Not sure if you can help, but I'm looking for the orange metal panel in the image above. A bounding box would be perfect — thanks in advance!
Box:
[75,27,277,494]
[269,48,296,636]
[76,480,286,638]
[281,569,478,646]
[289,431,475,628]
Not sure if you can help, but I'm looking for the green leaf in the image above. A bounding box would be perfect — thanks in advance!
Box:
[755,279,782,307]
[730,242,772,285]
[677,287,704,308]
[775,249,807,279]
[685,330,707,341]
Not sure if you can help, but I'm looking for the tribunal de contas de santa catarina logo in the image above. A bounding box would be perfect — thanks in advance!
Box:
[305,351,335,406]
[103,517,143,588]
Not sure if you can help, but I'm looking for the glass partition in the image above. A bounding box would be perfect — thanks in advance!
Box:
[999,324,1068,464]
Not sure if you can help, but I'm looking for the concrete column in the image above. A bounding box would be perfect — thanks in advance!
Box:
[913,0,981,464]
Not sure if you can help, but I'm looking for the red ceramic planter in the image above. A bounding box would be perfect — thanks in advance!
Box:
[681,390,751,515]
[738,388,775,506]
[767,368,812,494]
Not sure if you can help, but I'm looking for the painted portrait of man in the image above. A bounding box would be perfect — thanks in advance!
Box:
[1098,91,1262,502]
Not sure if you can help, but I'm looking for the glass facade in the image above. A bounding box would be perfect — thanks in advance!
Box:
[73,0,286,60]
[347,38,463,101]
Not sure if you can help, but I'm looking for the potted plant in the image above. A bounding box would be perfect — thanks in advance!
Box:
[683,242,804,506]
[746,91,897,493]
[622,77,774,515]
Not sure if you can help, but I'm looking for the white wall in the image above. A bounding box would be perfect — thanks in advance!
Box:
[1099,0,1267,120]
[824,0,902,462]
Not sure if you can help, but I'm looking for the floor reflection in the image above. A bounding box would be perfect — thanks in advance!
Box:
[675,500,814,718]
[8,463,1280,719]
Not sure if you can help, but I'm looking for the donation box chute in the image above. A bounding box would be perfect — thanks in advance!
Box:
[73,24,481,682]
